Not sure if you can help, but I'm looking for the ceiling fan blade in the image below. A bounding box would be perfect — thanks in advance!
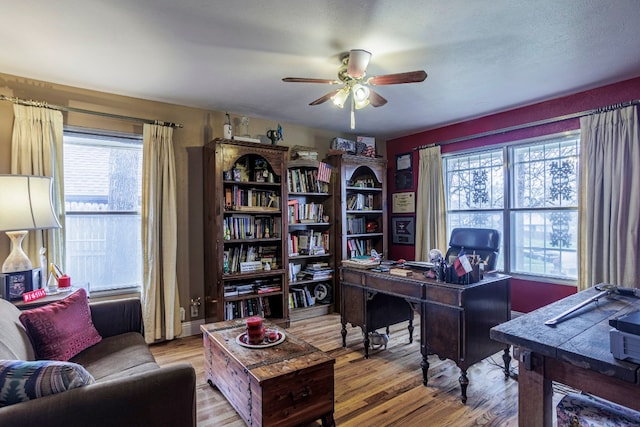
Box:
[347,49,372,79]
[309,89,342,106]
[368,70,428,85]
[282,77,340,84]
[368,89,388,107]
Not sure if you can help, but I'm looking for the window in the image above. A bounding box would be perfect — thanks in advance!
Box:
[63,129,143,294]
[444,132,579,281]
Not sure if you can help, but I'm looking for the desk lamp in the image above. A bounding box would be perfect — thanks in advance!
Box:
[0,175,61,273]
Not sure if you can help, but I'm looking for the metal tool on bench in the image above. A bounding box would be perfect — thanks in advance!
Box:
[544,284,639,326]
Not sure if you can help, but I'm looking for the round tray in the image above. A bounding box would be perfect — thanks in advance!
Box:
[236,330,286,349]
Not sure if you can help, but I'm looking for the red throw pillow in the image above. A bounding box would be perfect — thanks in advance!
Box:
[19,288,102,361]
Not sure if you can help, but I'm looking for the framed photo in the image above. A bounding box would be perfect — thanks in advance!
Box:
[396,152,412,171]
[392,192,415,213]
[392,217,415,245]
[0,269,41,301]
[394,171,413,190]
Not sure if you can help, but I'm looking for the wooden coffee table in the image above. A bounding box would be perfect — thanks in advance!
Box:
[201,319,335,427]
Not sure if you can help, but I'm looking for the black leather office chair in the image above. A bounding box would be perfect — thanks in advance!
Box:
[444,228,500,271]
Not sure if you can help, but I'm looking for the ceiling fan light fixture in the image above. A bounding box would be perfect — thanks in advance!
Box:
[352,84,370,109]
[331,87,350,108]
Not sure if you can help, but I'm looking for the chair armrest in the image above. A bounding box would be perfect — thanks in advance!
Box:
[89,298,143,338]
[0,363,196,427]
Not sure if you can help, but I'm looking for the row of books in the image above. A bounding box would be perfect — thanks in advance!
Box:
[224,279,282,297]
[346,215,368,234]
[288,287,315,309]
[288,230,329,256]
[287,199,326,224]
[223,214,281,240]
[346,193,376,211]
[287,168,329,194]
[224,297,272,320]
[224,245,278,274]
[287,262,333,282]
[224,185,281,210]
[347,238,375,258]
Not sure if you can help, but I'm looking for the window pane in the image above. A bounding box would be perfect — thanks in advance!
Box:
[446,150,503,210]
[63,131,143,293]
[513,136,579,208]
[65,214,142,290]
[511,210,578,279]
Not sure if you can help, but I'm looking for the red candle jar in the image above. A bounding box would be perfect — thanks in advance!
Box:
[246,316,265,344]
[58,275,71,289]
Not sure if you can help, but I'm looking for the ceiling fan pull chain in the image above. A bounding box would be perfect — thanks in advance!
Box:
[350,97,356,129]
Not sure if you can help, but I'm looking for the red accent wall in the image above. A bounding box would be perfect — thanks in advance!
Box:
[386,77,640,312]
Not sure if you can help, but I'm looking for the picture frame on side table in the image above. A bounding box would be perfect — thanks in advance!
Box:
[391,217,415,245]
[0,269,41,301]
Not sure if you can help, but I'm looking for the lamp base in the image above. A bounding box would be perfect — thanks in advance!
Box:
[2,230,33,273]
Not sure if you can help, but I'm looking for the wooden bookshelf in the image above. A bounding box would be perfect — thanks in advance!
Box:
[203,138,289,325]
[286,159,335,321]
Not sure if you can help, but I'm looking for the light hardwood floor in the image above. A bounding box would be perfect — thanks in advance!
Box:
[151,313,524,427]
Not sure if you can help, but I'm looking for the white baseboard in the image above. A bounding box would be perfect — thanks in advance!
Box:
[179,319,205,337]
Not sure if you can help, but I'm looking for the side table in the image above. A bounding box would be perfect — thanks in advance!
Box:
[13,288,77,310]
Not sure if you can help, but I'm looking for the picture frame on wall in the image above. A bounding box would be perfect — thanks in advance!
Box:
[392,192,416,213]
[391,217,415,245]
[394,171,413,190]
[396,152,412,171]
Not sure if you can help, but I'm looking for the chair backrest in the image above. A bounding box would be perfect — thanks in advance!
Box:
[444,228,500,270]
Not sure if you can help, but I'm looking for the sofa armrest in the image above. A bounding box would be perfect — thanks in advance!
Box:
[89,298,143,338]
[0,363,196,427]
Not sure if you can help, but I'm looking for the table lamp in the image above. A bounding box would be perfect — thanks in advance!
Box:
[0,175,61,273]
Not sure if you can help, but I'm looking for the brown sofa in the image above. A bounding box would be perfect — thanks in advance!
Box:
[0,296,196,427]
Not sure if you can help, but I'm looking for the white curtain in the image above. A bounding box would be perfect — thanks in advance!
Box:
[415,146,447,260]
[578,106,640,290]
[10,104,65,270]
[141,123,181,343]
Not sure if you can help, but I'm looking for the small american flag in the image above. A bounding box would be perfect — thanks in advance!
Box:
[317,161,332,183]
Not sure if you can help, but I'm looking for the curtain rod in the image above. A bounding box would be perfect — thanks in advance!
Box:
[0,94,183,128]
[414,98,640,151]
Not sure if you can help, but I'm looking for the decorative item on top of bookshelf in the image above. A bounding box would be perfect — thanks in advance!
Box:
[391,216,415,245]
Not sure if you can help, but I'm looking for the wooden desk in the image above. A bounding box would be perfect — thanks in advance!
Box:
[340,266,511,403]
[490,285,640,427]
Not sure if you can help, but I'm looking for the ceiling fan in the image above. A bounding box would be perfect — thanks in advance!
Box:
[283,49,427,129]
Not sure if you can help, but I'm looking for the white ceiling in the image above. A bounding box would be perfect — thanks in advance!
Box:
[2,0,640,139]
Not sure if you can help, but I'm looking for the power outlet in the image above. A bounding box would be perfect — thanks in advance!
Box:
[179,307,185,322]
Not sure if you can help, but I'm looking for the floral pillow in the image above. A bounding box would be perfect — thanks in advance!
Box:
[19,288,102,361]
[0,359,95,407]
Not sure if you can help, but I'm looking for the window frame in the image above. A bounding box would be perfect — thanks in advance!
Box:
[442,130,579,286]
[63,127,144,296]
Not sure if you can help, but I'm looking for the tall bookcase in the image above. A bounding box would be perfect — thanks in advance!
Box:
[328,154,388,265]
[285,159,335,321]
[203,138,290,325]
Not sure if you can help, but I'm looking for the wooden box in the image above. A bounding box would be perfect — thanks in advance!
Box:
[202,320,335,427]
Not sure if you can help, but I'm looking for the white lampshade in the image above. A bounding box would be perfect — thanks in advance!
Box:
[0,175,60,273]
[0,175,60,231]
[331,87,350,108]
[352,84,371,110]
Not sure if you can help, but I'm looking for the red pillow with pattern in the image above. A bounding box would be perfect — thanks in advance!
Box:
[19,288,102,361]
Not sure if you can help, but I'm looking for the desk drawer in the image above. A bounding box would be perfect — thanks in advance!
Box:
[366,274,424,300]
[425,285,461,306]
